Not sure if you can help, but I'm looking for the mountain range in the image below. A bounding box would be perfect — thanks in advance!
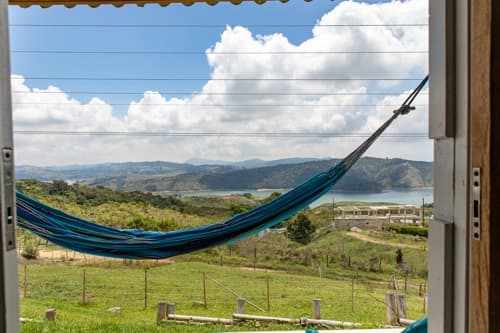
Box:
[16,157,433,193]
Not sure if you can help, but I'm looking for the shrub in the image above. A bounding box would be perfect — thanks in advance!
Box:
[287,213,316,244]
[383,223,428,237]
[21,239,38,260]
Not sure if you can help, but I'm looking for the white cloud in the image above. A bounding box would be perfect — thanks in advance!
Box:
[12,0,431,166]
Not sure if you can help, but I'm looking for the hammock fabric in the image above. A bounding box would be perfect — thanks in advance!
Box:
[403,317,427,333]
[16,76,428,260]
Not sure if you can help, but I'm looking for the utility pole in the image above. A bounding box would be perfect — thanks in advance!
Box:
[331,198,335,224]
[421,198,425,225]
[0,2,21,331]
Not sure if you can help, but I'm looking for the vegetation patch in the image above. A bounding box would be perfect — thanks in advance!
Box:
[382,224,428,238]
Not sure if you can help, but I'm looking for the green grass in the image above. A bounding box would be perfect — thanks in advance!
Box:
[361,230,428,248]
[19,261,427,333]
[16,181,429,332]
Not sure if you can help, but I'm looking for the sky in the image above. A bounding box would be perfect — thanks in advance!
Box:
[8,0,430,166]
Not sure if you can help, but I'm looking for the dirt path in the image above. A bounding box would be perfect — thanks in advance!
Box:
[37,249,112,262]
[239,266,284,273]
[346,232,425,250]
[36,249,173,264]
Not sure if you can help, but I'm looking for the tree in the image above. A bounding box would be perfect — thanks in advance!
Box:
[48,179,70,195]
[286,213,316,245]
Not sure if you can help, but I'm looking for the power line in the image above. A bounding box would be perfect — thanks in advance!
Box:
[11,102,428,107]
[13,130,428,138]
[9,23,429,28]
[14,76,426,82]
[12,91,429,96]
[11,50,428,55]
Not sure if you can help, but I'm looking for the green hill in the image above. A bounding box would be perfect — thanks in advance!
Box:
[85,157,433,192]
[17,157,433,193]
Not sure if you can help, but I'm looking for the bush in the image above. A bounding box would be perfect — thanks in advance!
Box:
[383,223,428,237]
[287,213,316,244]
[21,239,38,260]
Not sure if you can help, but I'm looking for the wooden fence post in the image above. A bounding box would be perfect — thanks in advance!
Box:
[45,308,56,321]
[82,269,86,304]
[23,263,27,298]
[253,246,257,271]
[156,302,167,325]
[397,294,407,320]
[203,272,207,308]
[424,293,428,314]
[144,268,148,309]
[351,277,355,312]
[313,299,321,319]
[236,298,246,314]
[266,276,270,312]
[166,303,175,318]
[385,292,397,325]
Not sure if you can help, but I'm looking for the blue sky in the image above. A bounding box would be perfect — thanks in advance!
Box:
[9,1,338,108]
[8,0,430,166]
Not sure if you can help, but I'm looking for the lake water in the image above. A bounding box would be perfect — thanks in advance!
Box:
[166,188,433,208]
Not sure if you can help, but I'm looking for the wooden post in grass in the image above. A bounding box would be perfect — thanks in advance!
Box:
[236,298,246,314]
[266,276,270,311]
[144,268,148,309]
[166,303,175,318]
[82,269,86,304]
[253,246,257,271]
[385,293,397,325]
[45,308,56,321]
[313,299,321,319]
[397,294,407,320]
[351,277,355,312]
[156,302,167,325]
[23,263,27,298]
[203,272,207,308]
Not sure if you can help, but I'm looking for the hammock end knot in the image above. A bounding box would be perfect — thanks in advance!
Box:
[394,105,416,115]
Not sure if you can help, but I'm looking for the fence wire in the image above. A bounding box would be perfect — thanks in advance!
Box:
[18,255,428,325]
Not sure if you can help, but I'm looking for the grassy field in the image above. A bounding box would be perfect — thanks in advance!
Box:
[19,260,427,333]
[16,181,429,332]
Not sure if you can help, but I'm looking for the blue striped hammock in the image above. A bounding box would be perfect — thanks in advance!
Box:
[16,76,428,260]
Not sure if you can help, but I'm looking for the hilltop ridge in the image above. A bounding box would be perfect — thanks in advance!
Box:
[17,157,433,193]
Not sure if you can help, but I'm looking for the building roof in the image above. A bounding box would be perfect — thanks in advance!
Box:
[9,0,306,8]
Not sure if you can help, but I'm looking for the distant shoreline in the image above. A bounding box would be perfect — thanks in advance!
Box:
[163,187,435,194]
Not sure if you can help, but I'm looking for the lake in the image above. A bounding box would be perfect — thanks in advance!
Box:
[165,188,433,208]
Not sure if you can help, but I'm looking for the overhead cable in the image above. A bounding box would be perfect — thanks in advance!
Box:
[14,76,426,82]
[9,23,429,28]
[12,91,429,96]
[12,50,428,55]
[13,130,428,138]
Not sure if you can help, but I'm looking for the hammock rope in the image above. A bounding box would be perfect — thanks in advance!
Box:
[16,75,428,260]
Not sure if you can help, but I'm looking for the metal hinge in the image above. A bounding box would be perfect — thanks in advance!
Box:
[472,167,481,240]
[2,148,15,251]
